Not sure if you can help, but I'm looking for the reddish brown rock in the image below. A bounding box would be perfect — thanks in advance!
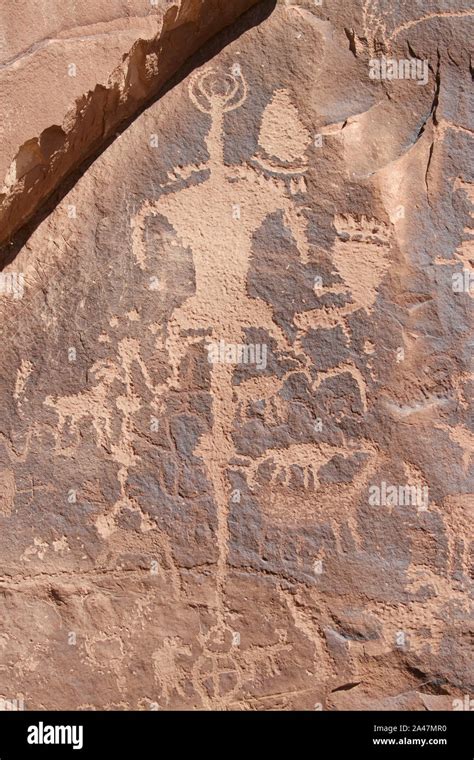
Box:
[0,0,472,710]
[0,0,261,259]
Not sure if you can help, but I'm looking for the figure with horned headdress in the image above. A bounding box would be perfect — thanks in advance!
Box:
[129,65,372,706]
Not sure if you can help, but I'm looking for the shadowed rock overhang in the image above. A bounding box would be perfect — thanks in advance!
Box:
[0,0,272,268]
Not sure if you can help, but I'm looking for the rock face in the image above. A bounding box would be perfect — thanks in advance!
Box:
[0,0,472,710]
[0,0,261,259]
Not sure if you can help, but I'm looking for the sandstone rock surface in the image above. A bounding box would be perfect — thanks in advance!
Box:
[0,0,261,260]
[0,0,472,710]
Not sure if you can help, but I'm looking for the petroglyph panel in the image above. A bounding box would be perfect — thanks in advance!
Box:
[0,1,472,709]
